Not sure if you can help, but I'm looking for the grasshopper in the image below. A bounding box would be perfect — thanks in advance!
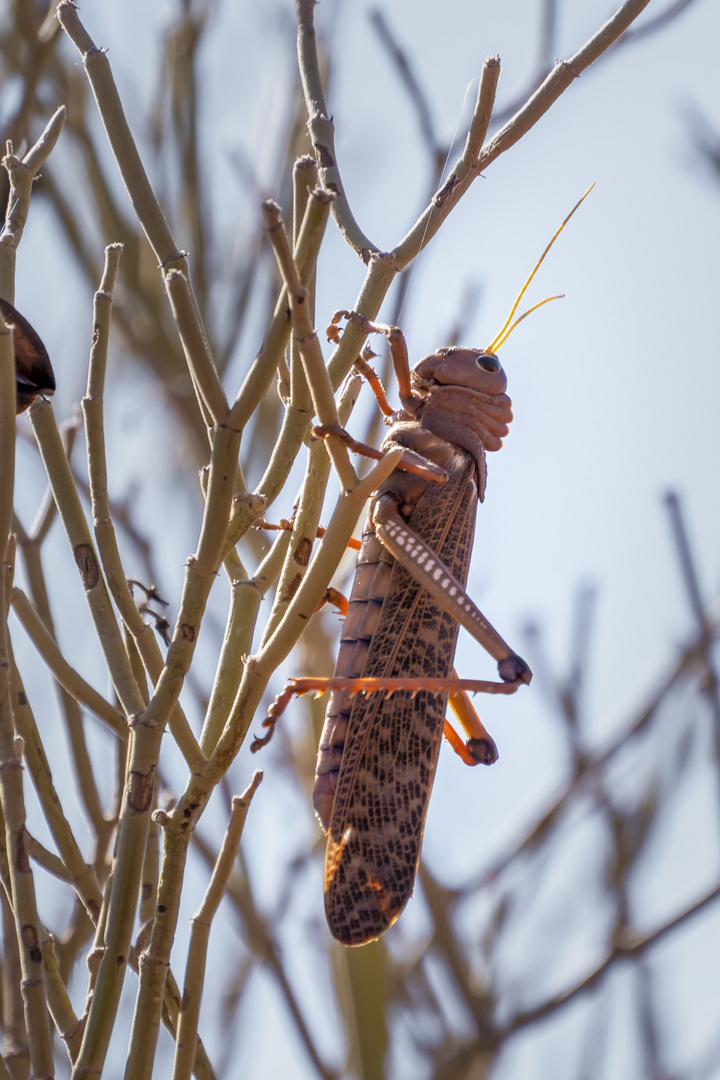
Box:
[258,318,531,947]
[259,190,592,946]
[314,314,530,946]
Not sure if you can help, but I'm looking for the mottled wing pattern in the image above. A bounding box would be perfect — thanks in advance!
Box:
[325,455,478,945]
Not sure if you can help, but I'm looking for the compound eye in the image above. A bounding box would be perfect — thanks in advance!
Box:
[476,353,500,374]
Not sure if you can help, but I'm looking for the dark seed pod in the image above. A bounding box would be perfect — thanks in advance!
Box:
[0,297,55,413]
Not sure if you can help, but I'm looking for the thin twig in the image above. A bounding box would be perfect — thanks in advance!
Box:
[171,773,262,1080]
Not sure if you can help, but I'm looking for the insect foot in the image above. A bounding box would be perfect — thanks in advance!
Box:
[498,654,532,684]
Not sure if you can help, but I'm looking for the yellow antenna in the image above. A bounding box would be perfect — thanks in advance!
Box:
[487,183,595,354]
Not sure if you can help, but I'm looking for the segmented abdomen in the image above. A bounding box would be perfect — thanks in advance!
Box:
[315,452,478,945]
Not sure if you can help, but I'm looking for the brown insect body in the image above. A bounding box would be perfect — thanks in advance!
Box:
[0,297,55,413]
[314,347,518,945]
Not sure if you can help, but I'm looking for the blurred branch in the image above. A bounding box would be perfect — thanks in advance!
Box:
[368,9,443,169]
[56,3,179,267]
[620,0,700,41]
[664,492,720,772]
[190,831,337,1080]
[463,600,719,897]
[503,876,720,1037]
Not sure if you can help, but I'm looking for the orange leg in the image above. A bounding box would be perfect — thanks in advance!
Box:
[327,310,414,404]
[316,526,361,551]
[313,425,447,484]
[314,587,350,616]
[254,517,362,552]
[444,670,498,765]
[327,317,396,417]
[353,353,395,417]
[250,673,517,754]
